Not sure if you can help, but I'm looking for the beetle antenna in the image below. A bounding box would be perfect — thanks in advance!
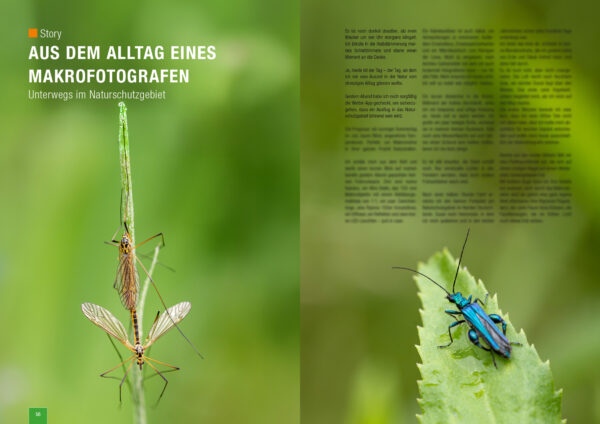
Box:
[393,267,450,295]
[451,228,470,293]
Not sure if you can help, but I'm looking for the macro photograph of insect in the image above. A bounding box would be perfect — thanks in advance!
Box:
[394,229,523,369]
[0,42,299,423]
[393,229,569,423]
[302,222,599,423]
[81,301,192,403]
[75,103,203,421]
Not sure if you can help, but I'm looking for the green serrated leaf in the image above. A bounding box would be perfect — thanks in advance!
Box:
[414,249,564,424]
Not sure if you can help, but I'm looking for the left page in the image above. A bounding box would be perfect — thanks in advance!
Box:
[0,3,298,423]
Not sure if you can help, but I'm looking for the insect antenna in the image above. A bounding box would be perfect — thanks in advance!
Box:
[392,267,450,295]
[451,228,470,294]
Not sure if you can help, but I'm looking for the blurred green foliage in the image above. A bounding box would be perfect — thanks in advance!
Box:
[0,0,298,423]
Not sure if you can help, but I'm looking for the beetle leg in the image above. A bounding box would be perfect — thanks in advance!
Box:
[439,320,465,348]
[488,313,507,335]
[487,315,522,346]
[474,293,489,307]
[489,349,497,368]
[444,310,462,321]
[468,329,497,368]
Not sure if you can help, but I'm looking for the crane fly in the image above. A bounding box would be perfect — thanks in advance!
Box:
[106,209,203,358]
[82,301,191,403]
[107,220,164,311]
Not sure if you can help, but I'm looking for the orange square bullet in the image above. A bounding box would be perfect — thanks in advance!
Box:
[28,28,38,38]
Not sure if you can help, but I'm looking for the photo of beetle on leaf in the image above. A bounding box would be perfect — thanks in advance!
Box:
[395,229,522,368]
[396,230,563,423]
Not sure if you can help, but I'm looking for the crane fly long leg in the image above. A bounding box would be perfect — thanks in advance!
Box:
[144,356,180,370]
[110,223,123,244]
[118,357,136,402]
[135,256,204,358]
[144,359,174,405]
[134,232,165,250]
[100,355,136,402]
[149,311,160,330]
[143,367,179,382]
[105,334,134,393]
[138,252,176,273]
[100,355,136,378]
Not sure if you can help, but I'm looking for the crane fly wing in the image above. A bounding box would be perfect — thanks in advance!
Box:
[115,252,139,310]
[145,302,192,348]
[81,303,132,348]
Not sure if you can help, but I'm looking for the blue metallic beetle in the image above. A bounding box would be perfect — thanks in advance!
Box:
[394,229,521,368]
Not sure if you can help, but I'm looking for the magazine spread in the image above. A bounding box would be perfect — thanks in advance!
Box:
[1,0,598,423]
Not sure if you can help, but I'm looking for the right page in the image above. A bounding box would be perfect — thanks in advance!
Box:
[301,0,599,422]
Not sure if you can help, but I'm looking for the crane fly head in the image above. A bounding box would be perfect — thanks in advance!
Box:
[120,233,132,253]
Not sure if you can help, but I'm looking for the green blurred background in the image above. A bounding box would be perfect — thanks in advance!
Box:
[0,1,298,423]
[301,0,600,423]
